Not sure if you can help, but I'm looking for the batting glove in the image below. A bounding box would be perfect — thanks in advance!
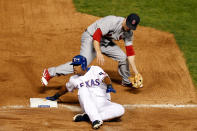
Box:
[106,84,116,93]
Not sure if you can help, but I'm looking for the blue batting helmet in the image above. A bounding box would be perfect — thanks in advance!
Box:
[70,55,87,71]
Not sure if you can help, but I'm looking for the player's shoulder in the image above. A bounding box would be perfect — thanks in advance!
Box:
[70,75,79,80]
[89,65,104,72]
[89,65,102,69]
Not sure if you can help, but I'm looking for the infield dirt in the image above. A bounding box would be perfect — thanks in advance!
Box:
[0,0,197,130]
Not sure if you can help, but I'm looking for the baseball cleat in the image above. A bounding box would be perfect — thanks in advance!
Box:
[121,82,141,89]
[122,82,143,89]
[121,82,133,88]
[41,69,51,86]
[92,120,103,129]
[73,113,90,122]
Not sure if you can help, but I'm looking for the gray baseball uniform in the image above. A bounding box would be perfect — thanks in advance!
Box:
[48,16,134,84]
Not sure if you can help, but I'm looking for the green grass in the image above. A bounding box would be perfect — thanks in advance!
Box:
[73,0,197,87]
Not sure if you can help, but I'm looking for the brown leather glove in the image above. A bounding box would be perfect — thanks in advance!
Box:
[129,73,143,89]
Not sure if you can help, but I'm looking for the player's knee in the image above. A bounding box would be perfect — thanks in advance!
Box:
[118,105,125,117]
[121,53,127,61]
[118,53,127,64]
[115,104,125,118]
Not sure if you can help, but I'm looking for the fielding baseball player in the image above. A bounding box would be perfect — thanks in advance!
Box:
[41,13,143,89]
[46,55,125,129]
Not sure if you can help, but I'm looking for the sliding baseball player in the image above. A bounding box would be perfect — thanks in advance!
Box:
[46,55,125,129]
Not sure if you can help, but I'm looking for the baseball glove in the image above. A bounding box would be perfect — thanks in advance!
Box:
[129,73,143,89]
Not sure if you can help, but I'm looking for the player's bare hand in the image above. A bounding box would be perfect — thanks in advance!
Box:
[96,53,105,65]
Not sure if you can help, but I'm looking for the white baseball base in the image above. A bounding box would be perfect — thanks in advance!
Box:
[30,98,58,108]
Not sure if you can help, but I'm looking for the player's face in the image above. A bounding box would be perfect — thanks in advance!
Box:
[73,65,83,75]
[123,19,131,31]
[124,25,130,31]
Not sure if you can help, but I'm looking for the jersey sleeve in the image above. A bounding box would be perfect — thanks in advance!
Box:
[124,31,135,56]
[92,66,108,82]
[93,28,102,43]
[65,75,78,92]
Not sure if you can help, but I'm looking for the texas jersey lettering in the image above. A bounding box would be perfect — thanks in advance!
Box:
[79,78,100,88]
[66,66,109,98]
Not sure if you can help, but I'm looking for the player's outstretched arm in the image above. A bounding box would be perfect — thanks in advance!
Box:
[46,86,68,101]
[127,55,143,88]
[93,40,105,65]
[127,55,138,74]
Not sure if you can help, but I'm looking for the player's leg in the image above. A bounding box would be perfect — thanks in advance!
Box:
[79,31,96,66]
[75,87,103,129]
[41,61,73,86]
[47,62,73,77]
[77,87,102,122]
[100,41,131,85]
[98,101,125,121]
[46,32,95,77]
[41,32,95,86]
[48,32,95,76]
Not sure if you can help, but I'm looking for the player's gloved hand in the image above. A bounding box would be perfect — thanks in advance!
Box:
[45,93,61,101]
[129,73,143,89]
[106,84,116,93]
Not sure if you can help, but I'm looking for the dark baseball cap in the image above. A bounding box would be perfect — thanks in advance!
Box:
[126,13,140,30]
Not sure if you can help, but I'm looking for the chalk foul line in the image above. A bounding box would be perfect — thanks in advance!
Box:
[123,104,197,108]
[1,104,197,111]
